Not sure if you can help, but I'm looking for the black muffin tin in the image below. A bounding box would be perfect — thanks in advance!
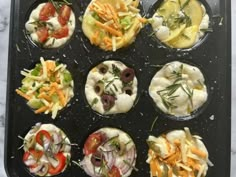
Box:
[4,0,231,176]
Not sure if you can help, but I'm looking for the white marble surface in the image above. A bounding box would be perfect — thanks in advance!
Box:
[0,0,235,176]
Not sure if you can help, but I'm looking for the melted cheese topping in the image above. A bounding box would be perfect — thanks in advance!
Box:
[85,60,138,115]
[25,3,75,48]
[149,61,207,117]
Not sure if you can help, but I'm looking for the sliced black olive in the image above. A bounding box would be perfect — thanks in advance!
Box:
[94,82,104,96]
[91,151,104,167]
[121,68,135,83]
[123,86,133,96]
[101,94,115,111]
[97,64,108,74]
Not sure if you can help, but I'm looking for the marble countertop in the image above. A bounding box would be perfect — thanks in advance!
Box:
[0,0,235,176]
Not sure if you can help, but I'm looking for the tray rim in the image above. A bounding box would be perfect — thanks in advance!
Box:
[4,0,232,176]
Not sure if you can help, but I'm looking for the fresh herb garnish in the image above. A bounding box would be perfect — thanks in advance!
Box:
[180,0,190,10]
[181,84,194,107]
[111,64,121,77]
[91,98,98,107]
[123,160,139,172]
[49,0,72,13]
[182,33,190,40]
[150,116,158,131]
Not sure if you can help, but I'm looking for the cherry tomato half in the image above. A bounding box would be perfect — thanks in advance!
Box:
[58,5,71,26]
[108,166,121,177]
[48,152,67,175]
[36,27,49,43]
[35,130,51,146]
[39,2,56,21]
[83,132,106,155]
[51,26,69,39]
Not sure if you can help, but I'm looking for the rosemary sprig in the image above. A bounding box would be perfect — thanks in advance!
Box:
[180,0,190,10]
[182,33,190,40]
[181,85,194,107]
[123,160,139,172]
[150,116,158,131]
[111,64,121,77]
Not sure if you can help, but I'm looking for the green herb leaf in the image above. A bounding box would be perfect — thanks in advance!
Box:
[91,98,98,107]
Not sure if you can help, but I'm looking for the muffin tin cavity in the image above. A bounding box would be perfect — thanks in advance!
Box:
[84,60,138,115]
[146,0,212,50]
[149,61,209,121]
[25,0,76,48]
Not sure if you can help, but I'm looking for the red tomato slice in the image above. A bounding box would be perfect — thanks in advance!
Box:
[83,132,105,155]
[108,166,121,177]
[35,130,51,146]
[58,5,71,26]
[36,27,49,43]
[48,152,67,175]
[23,149,44,167]
[39,2,56,21]
[51,26,69,39]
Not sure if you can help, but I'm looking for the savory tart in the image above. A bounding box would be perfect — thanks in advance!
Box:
[85,60,138,115]
[150,0,210,48]
[21,123,71,176]
[15,57,74,119]
[25,1,75,48]
[149,61,207,117]
[82,0,145,51]
[80,127,137,177]
[146,128,213,177]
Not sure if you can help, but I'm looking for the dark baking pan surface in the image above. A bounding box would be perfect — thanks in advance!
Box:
[4,0,231,176]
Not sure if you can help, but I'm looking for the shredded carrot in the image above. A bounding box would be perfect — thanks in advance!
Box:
[91,30,100,45]
[56,89,66,106]
[46,61,56,72]
[190,147,207,159]
[95,21,122,37]
[150,159,162,177]
[139,17,148,23]
[15,89,31,100]
[168,167,173,177]
[174,139,181,146]
[40,87,50,93]
[179,170,188,177]
[35,106,48,114]
[165,151,180,165]
[38,93,52,102]
[164,137,171,154]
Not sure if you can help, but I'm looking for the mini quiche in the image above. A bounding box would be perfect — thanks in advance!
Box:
[146,128,213,177]
[149,61,207,117]
[150,0,210,48]
[21,123,71,176]
[85,60,138,115]
[25,1,75,48]
[82,0,145,51]
[15,57,74,119]
[80,127,137,177]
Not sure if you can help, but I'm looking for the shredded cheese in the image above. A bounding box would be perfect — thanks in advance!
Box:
[112,36,116,52]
